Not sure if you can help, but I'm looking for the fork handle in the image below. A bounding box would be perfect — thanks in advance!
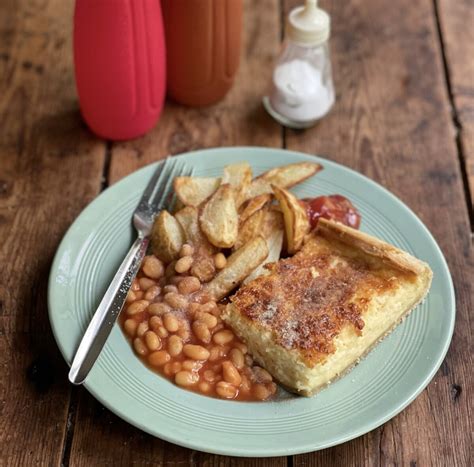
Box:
[68,235,150,384]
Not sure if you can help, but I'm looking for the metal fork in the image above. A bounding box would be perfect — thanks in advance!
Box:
[69,157,192,385]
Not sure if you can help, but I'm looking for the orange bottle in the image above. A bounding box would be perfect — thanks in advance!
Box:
[161,0,242,107]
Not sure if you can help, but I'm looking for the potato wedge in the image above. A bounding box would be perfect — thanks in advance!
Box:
[174,206,201,245]
[174,176,221,207]
[204,236,269,300]
[243,179,273,201]
[260,209,284,237]
[243,228,284,284]
[272,185,310,254]
[175,206,216,250]
[151,210,185,263]
[234,208,267,250]
[239,193,272,224]
[242,162,322,202]
[222,162,252,207]
[257,162,322,188]
[199,184,238,248]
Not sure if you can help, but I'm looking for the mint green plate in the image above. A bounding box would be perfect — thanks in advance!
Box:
[48,147,455,457]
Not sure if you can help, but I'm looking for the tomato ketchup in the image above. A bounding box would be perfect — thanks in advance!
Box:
[301,195,361,229]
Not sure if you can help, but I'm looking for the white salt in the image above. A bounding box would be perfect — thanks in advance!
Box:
[269,59,334,123]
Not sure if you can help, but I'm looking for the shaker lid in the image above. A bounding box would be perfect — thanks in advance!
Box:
[287,0,330,46]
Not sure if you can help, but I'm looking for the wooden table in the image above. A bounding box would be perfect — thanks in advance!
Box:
[1,0,472,465]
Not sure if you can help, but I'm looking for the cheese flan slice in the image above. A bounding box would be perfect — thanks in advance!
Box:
[223,218,433,396]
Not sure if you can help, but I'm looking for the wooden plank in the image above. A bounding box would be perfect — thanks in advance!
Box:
[282,0,473,465]
[0,0,106,466]
[437,0,474,214]
[68,0,285,465]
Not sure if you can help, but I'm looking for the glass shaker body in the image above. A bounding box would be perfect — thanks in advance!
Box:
[265,40,335,128]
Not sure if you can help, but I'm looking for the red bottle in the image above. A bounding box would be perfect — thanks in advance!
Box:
[74,0,166,140]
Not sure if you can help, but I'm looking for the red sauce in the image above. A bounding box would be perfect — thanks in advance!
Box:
[301,195,361,230]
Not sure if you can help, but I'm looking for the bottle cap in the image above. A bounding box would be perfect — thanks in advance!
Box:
[287,0,330,46]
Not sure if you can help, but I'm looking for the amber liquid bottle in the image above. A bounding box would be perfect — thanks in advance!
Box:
[161,0,242,107]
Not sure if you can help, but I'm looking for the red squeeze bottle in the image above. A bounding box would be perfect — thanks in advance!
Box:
[74,0,166,140]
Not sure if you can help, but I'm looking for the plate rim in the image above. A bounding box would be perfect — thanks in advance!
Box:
[48,146,456,457]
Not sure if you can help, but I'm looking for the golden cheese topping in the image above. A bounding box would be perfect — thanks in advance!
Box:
[230,235,403,364]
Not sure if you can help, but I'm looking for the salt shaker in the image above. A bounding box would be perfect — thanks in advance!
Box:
[263,0,335,129]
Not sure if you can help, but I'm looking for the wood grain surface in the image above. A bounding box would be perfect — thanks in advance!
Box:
[0,0,471,466]
[437,0,474,218]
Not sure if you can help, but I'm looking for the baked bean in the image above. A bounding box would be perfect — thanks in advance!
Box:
[148,350,170,366]
[213,329,234,345]
[134,291,144,300]
[124,319,137,337]
[175,255,194,273]
[192,321,211,344]
[148,302,171,316]
[144,331,161,351]
[169,275,185,286]
[213,323,224,333]
[178,276,201,294]
[182,360,202,371]
[234,342,248,354]
[168,361,182,375]
[214,252,227,269]
[245,354,253,366]
[240,375,251,393]
[177,327,191,342]
[142,256,164,279]
[203,369,218,383]
[222,361,242,386]
[216,381,237,399]
[175,370,199,387]
[131,279,141,291]
[199,301,217,314]
[195,312,217,329]
[268,382,277,395]
[164,292,188,310]
[126,290,136,303]
[133,338,147,356]
[253,383,271,400]
[229,348,245,369]
[209,345,227,362]
[179,244,194,257]
[168,335,183,357]
[163,363,173,376]
[198,381,211,393]
[138,277,156,290]
[144,285,160,301]
[191,256,215,282]
[136,321,149,337]
[188,302,201,315]
[126,299,149,316]
[210,306,222,317]
[163,313,179,332]
[149,315,163,331]
[253,366,272,383]
[163,284,178,294]
[156,326,169,338]
[183,344,210,361]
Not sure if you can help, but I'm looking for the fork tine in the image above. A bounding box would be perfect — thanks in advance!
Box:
[152,158,190,210]
[148,158,180,210]
[139,157,172,205]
